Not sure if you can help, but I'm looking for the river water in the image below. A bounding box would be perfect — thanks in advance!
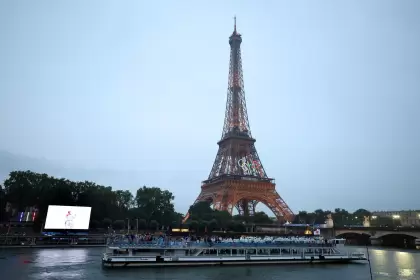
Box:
[0,247,418,280]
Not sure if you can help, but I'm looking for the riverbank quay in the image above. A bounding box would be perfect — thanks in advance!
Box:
[0,234,107,248]
[0,244,106,249]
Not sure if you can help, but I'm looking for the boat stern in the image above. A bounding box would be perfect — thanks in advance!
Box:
[350,252,367,260]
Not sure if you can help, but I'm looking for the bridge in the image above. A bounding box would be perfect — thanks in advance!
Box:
[254,224,420,240]
[322,227,420,247]
[332,227,420,239]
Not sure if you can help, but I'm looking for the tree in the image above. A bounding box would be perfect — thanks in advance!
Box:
[171,212,183,226]
[149,220,159,231]
[251,211,273,224]
[103,218,112,228]
[1,170,181,230]
[189,220,199,232]
[352,209,371,224]
[313,209,329,224]
[137,219,147,230]
[188,201,214,221]
[198,220,208,232]
[3,169,394,233]
[90,219,100,229]
[113,220,125,230]
[208,219,218,232]
[0,184,5,222]
[115,190,134,211]
[332,208,351,227]
[228,221,246,232]
[293,211,309,224]
[353,209,371,218]
[135,186,175,226]
[212,210,231,229]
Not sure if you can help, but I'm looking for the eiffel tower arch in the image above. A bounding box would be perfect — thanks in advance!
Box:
[186,18,294,223]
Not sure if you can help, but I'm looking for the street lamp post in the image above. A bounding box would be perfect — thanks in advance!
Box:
[136,219,139,234]
[126,218,130,234]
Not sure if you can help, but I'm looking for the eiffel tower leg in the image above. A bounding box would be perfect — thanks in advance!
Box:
[249,200,257,216]
[243,200,250,216]
[235,199,258,217]
[235,200,249,216]
[235,202,245,216]
[262,191,294,222]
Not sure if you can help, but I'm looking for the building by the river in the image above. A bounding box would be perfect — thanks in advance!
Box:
[372,210,420,227]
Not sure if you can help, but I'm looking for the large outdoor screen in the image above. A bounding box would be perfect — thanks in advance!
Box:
[44,205,92,230]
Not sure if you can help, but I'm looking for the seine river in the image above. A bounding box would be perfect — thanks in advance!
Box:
[0,247,418,280]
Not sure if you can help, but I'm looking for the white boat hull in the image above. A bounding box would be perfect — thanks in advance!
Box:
[102,255,366,268]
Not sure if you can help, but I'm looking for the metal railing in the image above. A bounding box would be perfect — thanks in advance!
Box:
[108,240,335,249]
[0,235,107,246]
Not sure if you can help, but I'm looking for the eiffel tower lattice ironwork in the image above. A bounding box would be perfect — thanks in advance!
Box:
[186,18,294,222]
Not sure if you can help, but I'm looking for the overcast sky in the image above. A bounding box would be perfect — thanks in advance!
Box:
[1,0,419,215]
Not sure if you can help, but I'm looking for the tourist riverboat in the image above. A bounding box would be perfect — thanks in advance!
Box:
[101,237,367,268]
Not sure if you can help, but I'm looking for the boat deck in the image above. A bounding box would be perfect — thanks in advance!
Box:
[102,239,366,268]
[107,241,335,250]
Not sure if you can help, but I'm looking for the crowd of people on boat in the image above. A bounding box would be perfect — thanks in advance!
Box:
[108,233,335,248]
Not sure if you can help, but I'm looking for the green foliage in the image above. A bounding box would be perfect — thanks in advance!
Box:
[213,210,231,228]
[3,170,395,233]
[232,211,273,224]
[149,220,159,230]
[102,218,112,228]
[189,220,199,231]
[188,201,214,221]
[137,219,147,229]
[113,219,125,230]
[185,201,274,232]
[0,170,179,231]
[208,219,218,231]
[292,208,373,227]
[370,216,401,227]
[135,186,175,225]
[89,219,100,229]
[0,184,5,221]
[228,221,246,232]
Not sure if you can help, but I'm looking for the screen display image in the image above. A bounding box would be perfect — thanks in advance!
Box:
[44,205,92,230]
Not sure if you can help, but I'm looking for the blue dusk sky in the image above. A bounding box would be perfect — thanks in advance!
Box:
[0,1,419,215]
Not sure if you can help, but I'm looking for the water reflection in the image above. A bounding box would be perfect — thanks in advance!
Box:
[28,249,89,279]
[371,249,388,266]
[395,251,416,278]
[395,251,414,266]
[0,247,418,280]
[35,270,85,279]
[33,248,88,268]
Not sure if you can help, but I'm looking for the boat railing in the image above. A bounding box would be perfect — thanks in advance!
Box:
[108,240,335,249]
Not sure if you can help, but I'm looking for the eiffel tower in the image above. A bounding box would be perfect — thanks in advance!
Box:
[187,18,294,222]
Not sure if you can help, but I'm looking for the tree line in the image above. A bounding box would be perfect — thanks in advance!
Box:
[292,208,401,227]
[0,170,181,231]
[0,170,401,232]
